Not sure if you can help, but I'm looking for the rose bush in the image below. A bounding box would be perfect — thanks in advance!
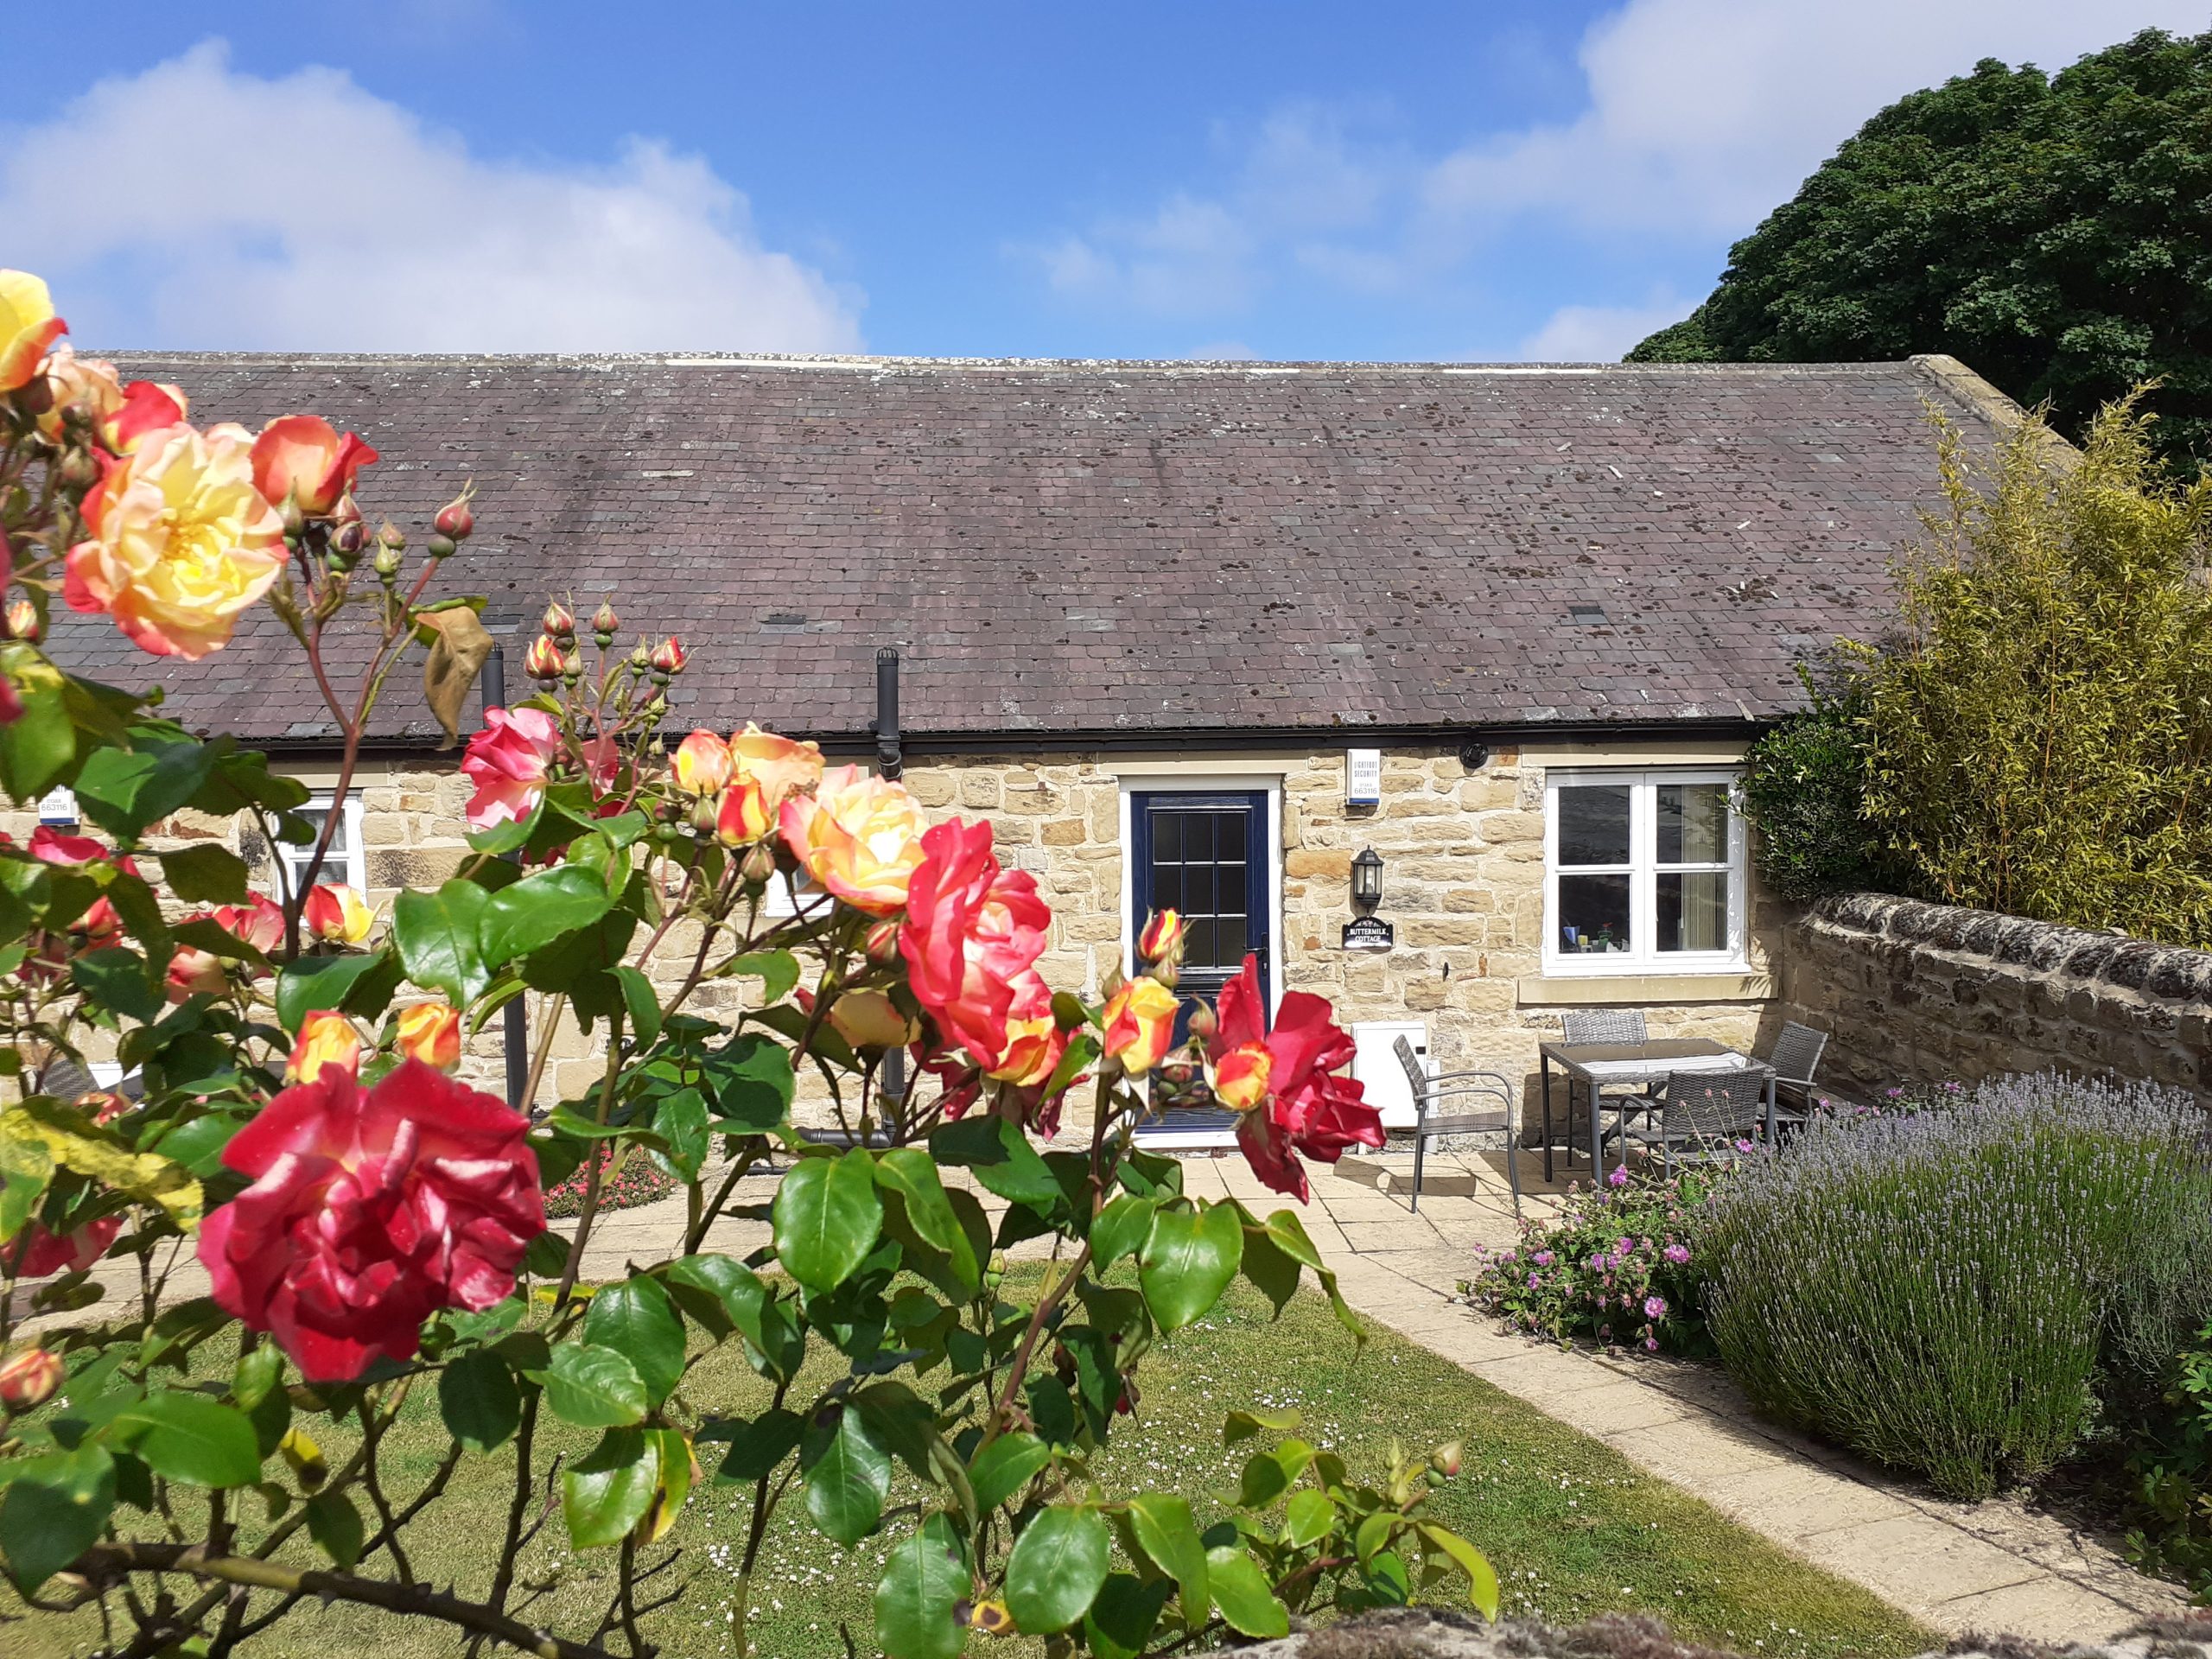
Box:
[0,268,1491,1659]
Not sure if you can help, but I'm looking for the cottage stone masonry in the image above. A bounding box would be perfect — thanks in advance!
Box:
[1781,893,2212,1107]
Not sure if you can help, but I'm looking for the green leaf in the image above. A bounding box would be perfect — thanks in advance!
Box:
[275,951,394,1037]
[70,946,160,1023]
[803,1403,893,1546]
[1224,1406,1301,1446]
[1229,1449,1295,1509]
[480,865,616,969]
[1420,1522,1501,1618]
[466,798,543,855]
[536,1344,647,1429]
[1139,1202,1243,1331]
[1126,1492,1209,1622]
[875,1147,977,1291]
[563,1427,658,1549]
[664,1253,767,1337]
[874,1512,969,1659]
[968,1432,1051,1513]
[117,1391,261,1488]
[774,1149,883,1291]
[1262,1207,1363,1344]
[583,1277,686,1406]
[74,734,219,840]
[721,949,799,1004]
[306,1490,365,1569]
[1284,1488,1336,1549]
[0,652,77,803]
[157,842,251,905]
[439,1351,522,1452]
[712,1407,805,1483]
[1083,1573,1174,1659]
[1205,1545,1289,1638]
[394,880,492,1006]
[0,1446,113,1590]
[929,1116,1059,1210]
[613,964,663,1049]
[1090,1193,1157,1270]
[707,1034,795,1130]
[1004,1505,1110,1635]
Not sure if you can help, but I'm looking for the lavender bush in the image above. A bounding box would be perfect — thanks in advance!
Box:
[1466,1165,1724,1356]
[1707,1072,2212,1499]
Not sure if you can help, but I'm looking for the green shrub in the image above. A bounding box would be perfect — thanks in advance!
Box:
[1706,1073,2212,1498]
[1466,1164,1724,1355]
[1737,663,1888,903]
[2121,1325,2212,1597]
[1855,395,2212,946]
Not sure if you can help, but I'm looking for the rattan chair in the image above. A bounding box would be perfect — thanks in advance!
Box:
[1760,1020,1830,1126]
[1393,1036,1520,1216]
[1611,1070,1770,1174]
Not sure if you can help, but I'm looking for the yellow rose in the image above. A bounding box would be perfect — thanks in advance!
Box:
[1102,976,1181,1077]
[32,344,123,443]
[777,764,927,916]
[731,721,824,811]
[395,1001,462,1071]
[285,1011,363,1085]
[63,422,285,659]
[0,270,65,392]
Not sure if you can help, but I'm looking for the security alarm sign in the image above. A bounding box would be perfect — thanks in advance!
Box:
[1346,748,1381,806]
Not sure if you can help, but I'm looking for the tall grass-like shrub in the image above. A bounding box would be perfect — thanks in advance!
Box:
[1707,1073,2212,1498]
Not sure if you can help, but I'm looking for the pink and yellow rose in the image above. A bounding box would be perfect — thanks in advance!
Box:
[250,415,378,517]
[730,722,823,811]
[303,882,372,944]
[396,1001,463,1071]
[461,706,559,830]
[899,817,1051,1067]
[0,270,64,392]
[1103,975,1180,1077]
[285,1011,363,1084]
[64,422,285,659]
[671,729,733,796]
[779,765,927,916]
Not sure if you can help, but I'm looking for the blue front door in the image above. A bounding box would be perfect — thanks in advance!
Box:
[1130,791,1271,1132]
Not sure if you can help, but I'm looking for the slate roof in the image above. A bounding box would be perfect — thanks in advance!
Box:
[55,353,2010,752]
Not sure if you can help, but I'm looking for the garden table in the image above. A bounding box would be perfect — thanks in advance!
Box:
[1535,1038,1777,1184]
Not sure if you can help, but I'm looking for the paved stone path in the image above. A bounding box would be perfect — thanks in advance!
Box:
[14,1141,2188,1643]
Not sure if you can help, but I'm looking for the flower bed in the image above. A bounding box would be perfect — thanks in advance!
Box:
[541,1146,679,1218]
[1466,1165,1724,1356]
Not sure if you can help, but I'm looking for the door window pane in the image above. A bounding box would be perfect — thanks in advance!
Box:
[1558,873,1631,954]
[1557,785,1631,867]
[1184,916,1217,969]
[1657,871,1729,952]
[1657,783,1729,864]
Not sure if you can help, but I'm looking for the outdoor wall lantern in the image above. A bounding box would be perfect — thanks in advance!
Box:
[1351,846,1384,913]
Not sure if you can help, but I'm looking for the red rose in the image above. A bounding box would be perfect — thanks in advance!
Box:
[1207,955,1384,1201]
[899,819,1052,1068]
[12,1217,122,1277]
[250,414,378,517]
[197,1059,544,1382]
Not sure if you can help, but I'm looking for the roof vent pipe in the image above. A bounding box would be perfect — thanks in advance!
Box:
[874,647,902,780]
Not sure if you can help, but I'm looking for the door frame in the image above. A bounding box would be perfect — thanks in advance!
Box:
[1114,769,1284,1021]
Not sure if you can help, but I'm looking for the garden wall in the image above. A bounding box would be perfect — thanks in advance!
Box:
[1779,893,2212,1106]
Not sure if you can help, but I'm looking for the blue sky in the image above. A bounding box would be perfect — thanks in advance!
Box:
[5,1,2202,360]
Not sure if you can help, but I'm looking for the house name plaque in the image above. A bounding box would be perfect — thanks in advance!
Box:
[1342,916,1395,952]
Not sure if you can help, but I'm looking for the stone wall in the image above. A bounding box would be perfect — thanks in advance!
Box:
[1779,893,2212,1104]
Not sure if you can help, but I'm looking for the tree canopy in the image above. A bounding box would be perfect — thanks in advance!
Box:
[1630,29,2212,469]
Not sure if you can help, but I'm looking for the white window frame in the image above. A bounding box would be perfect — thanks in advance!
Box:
[761,867,830,921]
[1541,767,1745,976]
[276,794,368,899]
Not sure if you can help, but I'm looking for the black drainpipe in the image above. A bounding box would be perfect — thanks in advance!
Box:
[476,643,531,1112]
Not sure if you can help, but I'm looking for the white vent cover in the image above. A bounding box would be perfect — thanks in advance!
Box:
[1350,1020,1429,1130]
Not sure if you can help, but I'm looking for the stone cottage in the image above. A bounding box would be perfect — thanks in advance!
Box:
[38,350,2027,1134]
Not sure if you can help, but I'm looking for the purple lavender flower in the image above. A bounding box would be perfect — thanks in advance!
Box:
[1526,1273,1539,1288]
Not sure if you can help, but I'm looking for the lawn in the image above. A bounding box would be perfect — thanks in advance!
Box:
[4,1276,1933,1659]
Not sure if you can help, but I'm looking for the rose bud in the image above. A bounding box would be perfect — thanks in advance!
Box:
[3,598,37,642]
[1186,1004,1218,1041]
[0,1347,63,1412]
[739,842,778,886]
[672,729,734,796]
[333,518,368,557]
[863,918,900,963]
[628,640,653,672]
[428,532,457,558]
[689,794,719,836]
[1138,908,1185,965]
[561,646,583,682]
[395,1000,462,1071]
[650,636,688,677]
[332,493,363,529]
[1430,1440,1464,1478]
[828,988,917,1052]
[715,779,771,847]
[285,1011,363,1086]
[278,494,307,541]
[302,882,372,944]
[591,598,620,638]
[434,494,475,541]
[542,599,575,639]
[377,520,405,552]
[524,632,564,681]
[372,543,403,580]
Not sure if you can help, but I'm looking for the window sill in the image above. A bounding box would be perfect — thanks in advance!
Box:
[1516,971,1774,1007]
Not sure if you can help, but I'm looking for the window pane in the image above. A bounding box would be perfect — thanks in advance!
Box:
[1657,783,1728,865]
[1149,862,1183,913]
[1185,813,1214,861]
[1154,812,1182,861]
[1216,912,1247,963]
[1658,871,1731,952]
[1556,785,1631,867]
[1558,873,1631,954]
[1184,916,1217,968]
[1183,863,1216,916]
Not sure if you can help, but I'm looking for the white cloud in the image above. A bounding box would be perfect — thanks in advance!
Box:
[1032,194,1261,318]
[1,41,862,353]
[1516,293,1694,360]
[1423,0,2209,238]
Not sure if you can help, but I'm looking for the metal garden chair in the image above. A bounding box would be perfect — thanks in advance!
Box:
[1560,1007,1661,1131]
[1610,1070,1770,1174]
[1393,1036,1521,1216]
[1759,1020,1831,1128]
